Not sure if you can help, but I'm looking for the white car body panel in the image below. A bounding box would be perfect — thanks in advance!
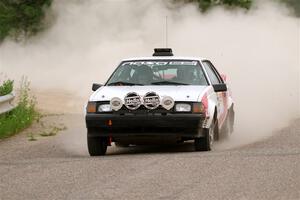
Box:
[90,86,208,102]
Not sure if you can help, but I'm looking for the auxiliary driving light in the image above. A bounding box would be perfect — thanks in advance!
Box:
[161,96,174,110]
[110,97,123,111]
[143,92,160,110]
[124,92,141,110]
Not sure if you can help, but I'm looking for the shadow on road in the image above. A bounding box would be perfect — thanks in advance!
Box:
[107,142,197,156]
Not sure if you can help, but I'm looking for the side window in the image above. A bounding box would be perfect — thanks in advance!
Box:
[202,61,221,85]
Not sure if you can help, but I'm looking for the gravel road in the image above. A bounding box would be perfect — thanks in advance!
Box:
[0,114,299,200]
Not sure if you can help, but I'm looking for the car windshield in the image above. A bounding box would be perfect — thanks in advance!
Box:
[106,60,209,86]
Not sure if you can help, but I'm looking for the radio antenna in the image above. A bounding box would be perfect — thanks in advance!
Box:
[165,15,168,48]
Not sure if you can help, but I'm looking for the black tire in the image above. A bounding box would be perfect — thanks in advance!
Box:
[194,137,209,151]
[87,136,108,156]
[195,119,217,151]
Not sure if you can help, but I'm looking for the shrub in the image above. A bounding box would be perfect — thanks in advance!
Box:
[0,79,14,96]
[0,78,38,139]
[0,0,53,41]
[176,0,252,11]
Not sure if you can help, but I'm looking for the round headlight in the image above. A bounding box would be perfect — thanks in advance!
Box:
[161,96,174,110]
[175,103,191,112]
[110,97,123,111]
[98,104,112,112]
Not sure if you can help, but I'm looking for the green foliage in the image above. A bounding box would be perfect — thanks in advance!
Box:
[0,0,52,41]
[0,77,37,139]
[281,0,300,17]
[176,0,252,11]
[0,79,13,96]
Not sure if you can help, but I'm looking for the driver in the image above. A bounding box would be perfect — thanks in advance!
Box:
[131,65,154,85]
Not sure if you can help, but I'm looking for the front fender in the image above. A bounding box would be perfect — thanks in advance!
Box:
[198,86,217,129]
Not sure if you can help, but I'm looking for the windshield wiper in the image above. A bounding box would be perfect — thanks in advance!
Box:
[151,81,190,85]
[107,81,143,86]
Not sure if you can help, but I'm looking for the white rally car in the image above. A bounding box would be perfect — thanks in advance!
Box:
[85,48,234,156]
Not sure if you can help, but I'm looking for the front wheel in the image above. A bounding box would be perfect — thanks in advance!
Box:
[194,120,217,151]
[87,136,108,156]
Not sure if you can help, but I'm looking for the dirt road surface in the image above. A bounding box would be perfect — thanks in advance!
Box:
[0,111,299,200]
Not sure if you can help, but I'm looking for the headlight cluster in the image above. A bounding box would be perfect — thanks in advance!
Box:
[87,97,123,113]
[175,103,191,112]
[87,102,112,113]
[98,104,112,112]
[175,102,205,113]
[87,95,205,114]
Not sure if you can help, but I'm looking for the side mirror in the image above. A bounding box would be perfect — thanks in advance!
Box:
[92,83,102,91]
[213,83,227,92]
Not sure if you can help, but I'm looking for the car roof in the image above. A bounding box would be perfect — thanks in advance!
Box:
[121,56,208,62]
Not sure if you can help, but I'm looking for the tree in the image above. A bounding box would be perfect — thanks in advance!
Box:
[177,0,252,12]
[0,0,52,41]
[281,0,300,17]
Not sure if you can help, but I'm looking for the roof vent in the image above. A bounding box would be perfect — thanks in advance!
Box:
[152,48,173,56]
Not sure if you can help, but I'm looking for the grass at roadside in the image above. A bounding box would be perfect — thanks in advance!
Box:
[0,79,13,96]
[0,78,38,139]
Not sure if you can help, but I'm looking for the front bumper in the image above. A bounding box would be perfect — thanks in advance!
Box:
[86,113,205,137]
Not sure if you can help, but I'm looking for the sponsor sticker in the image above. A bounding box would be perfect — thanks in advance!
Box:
[122,61,198,66]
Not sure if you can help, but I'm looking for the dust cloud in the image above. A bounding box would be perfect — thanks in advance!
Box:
[0,0,299,150]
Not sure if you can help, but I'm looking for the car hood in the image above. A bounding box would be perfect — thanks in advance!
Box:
[89,85,209,102]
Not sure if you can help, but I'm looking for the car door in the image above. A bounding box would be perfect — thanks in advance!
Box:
[202,60,228,126]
